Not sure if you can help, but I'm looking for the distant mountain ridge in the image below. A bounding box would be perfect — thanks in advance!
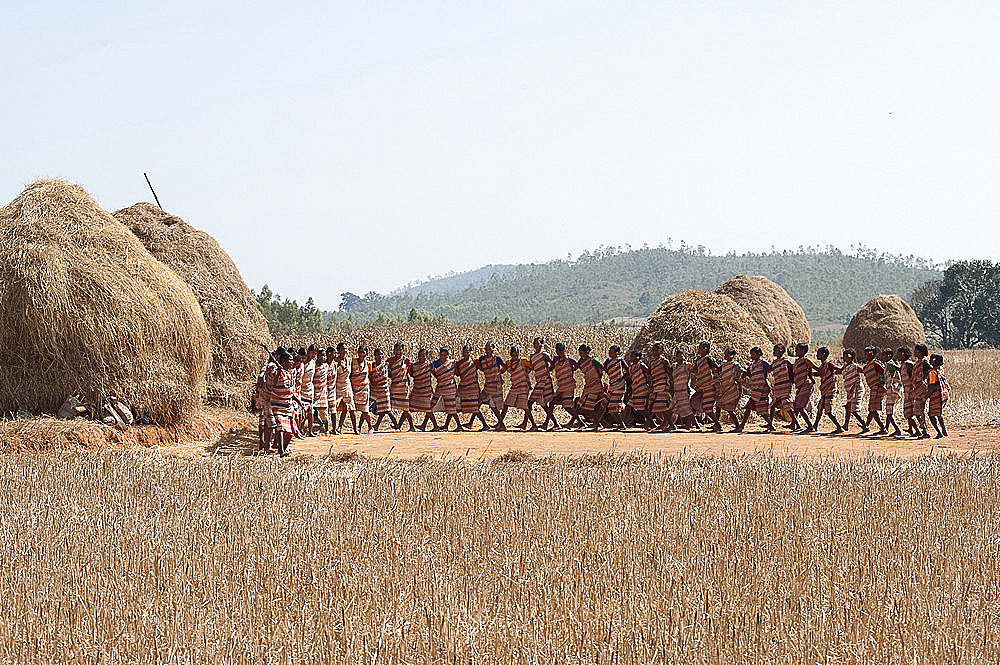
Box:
[391,264,518,296]
[336,245,941,326]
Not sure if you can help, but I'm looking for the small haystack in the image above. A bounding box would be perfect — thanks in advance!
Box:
[630,290,773,360]
[716,275,811,347]
[842,295,925,353]
[113,202,272,407]
[0,180,211,424]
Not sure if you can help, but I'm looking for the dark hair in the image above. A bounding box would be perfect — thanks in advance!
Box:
[750,346,763,357]
[533,337,544,345]
[307,344,317,353]
[864,345,877,357]
[555,342,566,353]
[914,343,929,357]
[510,346,519,355]
[897,346,911,358]
[610,345,621,354]
[817,346,830,358]
[297,348,306,356]
[393,342,404,350]
[773,343,786,354]
[439,347,449,355]
[286,347,296,354]
[578,344,591,355]
[844,348,856,360]
[698,341,710,350]
[337,342,346,351]
[795,342,809,354]
[630,350,642,359]
[326,346,336,355]
[652,341,663,350]
[418,347,428,355]
[276,348,291,362]
[357,345,368,354]
[724,347,736,358]
[930,353,943,365]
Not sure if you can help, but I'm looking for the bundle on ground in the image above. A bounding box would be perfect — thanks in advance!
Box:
[716,274,811,347]
[114,202,272,407]
[0,180,211,424]
[630,290,772,360]
[842,294,925,353]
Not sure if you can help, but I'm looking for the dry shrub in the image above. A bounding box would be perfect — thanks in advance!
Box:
[0,181,211,424]
[492,449,535,464]
[114,202,272,407]
[3,452,998,661]
[842,294,925,353]
[716,274,811,346]
[630,290,772,359]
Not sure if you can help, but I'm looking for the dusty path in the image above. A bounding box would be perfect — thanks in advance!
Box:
[174,423,997,460]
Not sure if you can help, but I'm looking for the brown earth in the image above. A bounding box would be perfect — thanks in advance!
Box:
[164,421,996,460]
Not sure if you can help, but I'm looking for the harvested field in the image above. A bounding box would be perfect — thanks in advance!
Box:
[2,451,998,662]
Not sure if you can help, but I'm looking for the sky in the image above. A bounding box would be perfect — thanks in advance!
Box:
[3,1,998,310]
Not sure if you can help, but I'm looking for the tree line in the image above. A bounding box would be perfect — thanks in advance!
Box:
[911,260,1000,349]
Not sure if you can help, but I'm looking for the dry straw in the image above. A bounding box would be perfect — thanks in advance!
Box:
[630,289,772,359]
[0,180,211,424]
[842,294,925,353]
[716,274,811,346]
[114,202,272,407]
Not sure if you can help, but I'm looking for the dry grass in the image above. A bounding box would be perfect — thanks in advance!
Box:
[842,295,925,353]
[2,451,998,662]
[629,290,774,360]
[113,202,273,408]
[716,274,811,347]
[0,180,211,424]
[939,349,1000,426]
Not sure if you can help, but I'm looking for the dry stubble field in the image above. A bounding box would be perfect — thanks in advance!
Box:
[4,325,1000,663]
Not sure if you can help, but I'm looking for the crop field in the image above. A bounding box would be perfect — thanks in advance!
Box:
[2,451,999,663]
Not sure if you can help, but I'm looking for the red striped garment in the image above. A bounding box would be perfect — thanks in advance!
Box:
[388,356,411,406]
[792,357,814,410]
[300,359,315,405]
[771,358,793,407]
[604,358,627,413]
[693,356,717,410]
[528,352,555,403]
[627,361,650,411]
[671,362,693,418]
[370,361,391,414]
[269,367,295,434]
[334,357,352,408]
[885,361,902,407]
[717,361,742,412]
[863,358,886,413]
[901,359,915,418]
[409,360,434,412]
[648,356,671,412]
[456,357,481,413]
[577,357,606,412]
[747,359,771,415]
[432,359,458,415]
[350,359,371,411]
[504,358,531,410]
[553,355,578,409]
[842,361,862,412]
[478,355,504,404]
[312,362,329,410]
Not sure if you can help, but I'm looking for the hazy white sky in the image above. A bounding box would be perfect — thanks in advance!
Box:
[3,1,998,309]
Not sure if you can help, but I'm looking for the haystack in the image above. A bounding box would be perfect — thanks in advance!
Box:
[113,202,272,407]
[842,295,925,353]
[716,275,811,346]
[0,180,211,424]
[630,290,773,360]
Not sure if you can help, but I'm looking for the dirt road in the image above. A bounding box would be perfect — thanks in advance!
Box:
[184,424,995,461]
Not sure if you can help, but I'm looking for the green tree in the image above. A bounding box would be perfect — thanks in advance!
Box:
[912,261,1000,348]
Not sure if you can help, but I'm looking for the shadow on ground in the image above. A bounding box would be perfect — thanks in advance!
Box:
[205,427,259,456]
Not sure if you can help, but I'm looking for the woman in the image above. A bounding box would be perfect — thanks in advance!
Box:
[348,346,373,434]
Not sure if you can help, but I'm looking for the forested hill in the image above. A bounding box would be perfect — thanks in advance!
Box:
[338,246,940,325]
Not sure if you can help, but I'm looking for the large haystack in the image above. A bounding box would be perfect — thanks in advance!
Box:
[842,295,925,353]
[0,180,211,424]
[716,275,811,346]
[630,290,773,361]
[113,202,272,407]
